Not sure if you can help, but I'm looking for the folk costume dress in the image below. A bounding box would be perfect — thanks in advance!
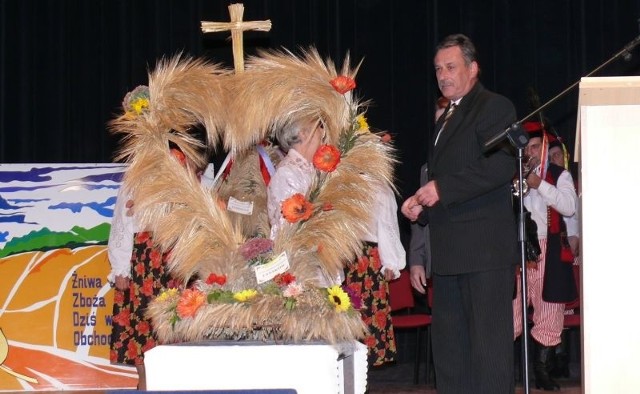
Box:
[343,182,405,367]
[107,188,181,366]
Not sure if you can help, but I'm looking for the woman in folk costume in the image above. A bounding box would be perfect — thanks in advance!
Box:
[267,116,405,367]
[107,58,226,389]
[246,49,404,366]
[513,121,578,391]
[342,177,405,367]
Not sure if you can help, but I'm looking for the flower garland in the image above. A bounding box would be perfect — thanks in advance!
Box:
[121,51,397,345]
[157,269,363,328]
[148,74,385,342]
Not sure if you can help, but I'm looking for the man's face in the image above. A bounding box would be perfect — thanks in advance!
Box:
[549,146,564,167]
[434,46,478,101]
[525,137,542,162]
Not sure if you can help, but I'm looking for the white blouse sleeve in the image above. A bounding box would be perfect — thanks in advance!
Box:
[564,196,580,238]
[537,170,577,217]
[107,187,135,282]
[375,184,406,280]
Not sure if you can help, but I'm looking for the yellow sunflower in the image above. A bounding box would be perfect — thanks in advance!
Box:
[327,285,351,312]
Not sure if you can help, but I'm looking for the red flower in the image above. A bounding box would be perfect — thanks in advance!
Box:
[136,320,151,335]
[364,335,377,348]
[381,133,392,143]
[112,309,131,326]
[150,249,162,269]
[113,290,125,304]
[126,341,139,360]
[141,277,154,297]
[330,75,356,94]
[313,144,341,172]
[373,310,388,329]
[135,231,151,244]
[357,256,369,274]
[274,272,296,286]
[281,193,314,223]
[364,276,374,290]
[176,289,206,319]
[141,338,156,353]
[205,273,227,286]
[134,262,145,276]
[370,247,382,271]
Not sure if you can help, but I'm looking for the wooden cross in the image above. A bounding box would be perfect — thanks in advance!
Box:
[201,3,272,74]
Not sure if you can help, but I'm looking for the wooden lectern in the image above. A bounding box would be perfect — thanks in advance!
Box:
[577,76,640,393]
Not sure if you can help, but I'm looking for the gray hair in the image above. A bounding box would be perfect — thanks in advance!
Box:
[436,34,478,66]
[274,117,315,153]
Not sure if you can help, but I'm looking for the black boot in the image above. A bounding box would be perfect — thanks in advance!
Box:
[534,342,560,391]
[550,340,570,378]
[549,348,571,378]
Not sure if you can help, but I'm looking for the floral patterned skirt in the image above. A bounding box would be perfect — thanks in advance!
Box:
[109,232,180,365]
[343,242,396,367]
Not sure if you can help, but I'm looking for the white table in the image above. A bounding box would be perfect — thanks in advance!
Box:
[145,340,368,393]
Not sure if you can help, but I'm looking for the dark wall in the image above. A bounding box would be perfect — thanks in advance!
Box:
[2,0,640,200]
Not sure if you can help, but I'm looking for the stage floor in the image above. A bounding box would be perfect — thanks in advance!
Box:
[368,361,581,393]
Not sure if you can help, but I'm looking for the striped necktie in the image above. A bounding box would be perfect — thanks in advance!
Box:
[434,103,457,145]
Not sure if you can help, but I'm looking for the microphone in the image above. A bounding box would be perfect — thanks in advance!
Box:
[483,122,529,151]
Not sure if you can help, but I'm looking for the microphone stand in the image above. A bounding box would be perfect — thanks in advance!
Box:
[485,32,640,148]
[483,31,640,394]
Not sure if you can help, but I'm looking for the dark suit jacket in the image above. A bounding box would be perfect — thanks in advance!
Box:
[426,82,518,275]
[408,162,431,275]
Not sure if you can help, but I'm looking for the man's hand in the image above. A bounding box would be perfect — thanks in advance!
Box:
[526,172,542,189]
[409,265,428,294]
[415,181,440,207]
[401,195,423,221]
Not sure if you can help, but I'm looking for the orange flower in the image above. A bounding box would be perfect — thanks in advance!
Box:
[281,193,314,223]
[313,144,341,172]
[176,289,206,319]
[330,75,356,94]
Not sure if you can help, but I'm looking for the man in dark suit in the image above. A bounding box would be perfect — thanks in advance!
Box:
[401,34,518,393]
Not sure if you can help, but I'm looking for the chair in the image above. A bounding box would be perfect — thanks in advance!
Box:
[388,269,433,384]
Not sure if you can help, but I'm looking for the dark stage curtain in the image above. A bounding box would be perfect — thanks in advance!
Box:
[2,0,639,197]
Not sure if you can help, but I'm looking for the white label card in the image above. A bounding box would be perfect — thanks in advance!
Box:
[254,251,290,284]
[227,196,254,215]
